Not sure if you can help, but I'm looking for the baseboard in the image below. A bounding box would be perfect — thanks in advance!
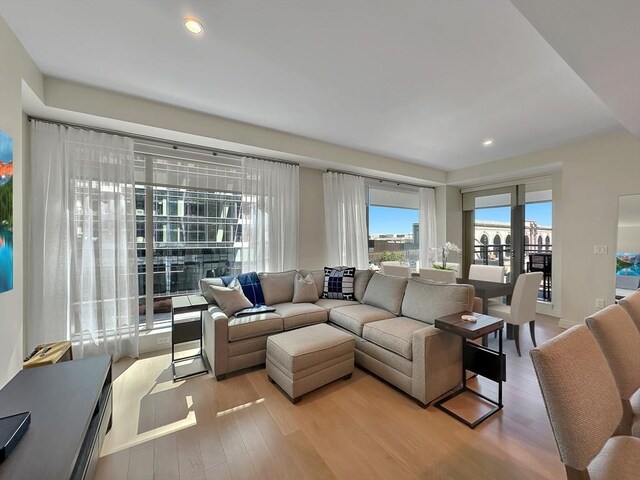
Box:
[558,318,580,330]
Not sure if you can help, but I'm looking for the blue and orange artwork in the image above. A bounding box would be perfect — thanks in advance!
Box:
[0,129,13,294]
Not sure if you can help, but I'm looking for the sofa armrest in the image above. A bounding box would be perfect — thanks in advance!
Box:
[473,296,483,313]
[202,306,230,377]
[411,325,462,405]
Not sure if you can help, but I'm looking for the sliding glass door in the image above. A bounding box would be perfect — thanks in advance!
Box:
[462,182,553,304]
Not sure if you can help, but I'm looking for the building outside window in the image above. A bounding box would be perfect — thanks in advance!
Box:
[134,143,244,327]
[366,186,420,271]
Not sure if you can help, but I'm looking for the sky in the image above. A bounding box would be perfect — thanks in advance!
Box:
[369,206,418,235]
[369,201,552,235]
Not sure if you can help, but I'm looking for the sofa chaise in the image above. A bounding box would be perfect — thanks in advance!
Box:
[201,269,478,406]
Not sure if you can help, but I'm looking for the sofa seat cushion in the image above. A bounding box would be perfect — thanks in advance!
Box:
[267,324,355,373]
[228,312,283,341]
[363,317,426,360]
[330,304,396,336]
[273,302,328,330]
[315,298,359,311]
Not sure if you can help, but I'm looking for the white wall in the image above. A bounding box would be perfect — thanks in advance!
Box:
[559,133,640,324]
[298,167,327,270]
[0,17,43,388]
[448,132,639,325]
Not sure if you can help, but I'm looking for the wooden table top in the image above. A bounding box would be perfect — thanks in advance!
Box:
[456,278,514,297]
[23,341,72,369]
[171,294,209,313]
[434,312,504,340]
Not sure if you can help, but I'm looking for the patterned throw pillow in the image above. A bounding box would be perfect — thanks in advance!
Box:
[220,271,265,306]
[322,267,356,300]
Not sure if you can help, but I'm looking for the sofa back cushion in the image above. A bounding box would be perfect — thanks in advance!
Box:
[322,267,356,300]
[200,277,226,304]
[302,268,373,302]
[362,273,408,315]
[258,270,297,305]
[402,278,474,324]
[354,269,374,302]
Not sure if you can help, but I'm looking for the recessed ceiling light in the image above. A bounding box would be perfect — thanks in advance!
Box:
[184,17,204,35]
[483,139,494,146]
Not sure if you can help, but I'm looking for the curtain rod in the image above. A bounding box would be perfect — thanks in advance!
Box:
[28,116,300,167]
[326,169,435,190]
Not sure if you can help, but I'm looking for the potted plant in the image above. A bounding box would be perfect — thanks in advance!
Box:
[432,242,461,271]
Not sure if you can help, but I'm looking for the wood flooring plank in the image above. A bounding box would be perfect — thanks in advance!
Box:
[204,462,232,480]
[127,442,155,480]
[99,314,566,480]
[249,402,335,480]
[96,447,131,480]
[153,433,180,480]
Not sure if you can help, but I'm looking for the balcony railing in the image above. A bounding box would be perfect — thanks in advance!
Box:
[473,243,552,301]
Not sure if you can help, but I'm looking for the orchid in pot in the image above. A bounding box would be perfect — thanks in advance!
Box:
[431,242,461,271]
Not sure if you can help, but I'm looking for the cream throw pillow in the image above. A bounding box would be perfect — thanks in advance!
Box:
[292,272,320,303]
[208,278,253,317]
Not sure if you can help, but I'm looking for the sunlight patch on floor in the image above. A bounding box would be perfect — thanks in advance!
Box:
[216,398,265,417]
[101,409,197,456]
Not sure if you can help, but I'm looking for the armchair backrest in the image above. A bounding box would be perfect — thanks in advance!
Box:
[469,264,505,283]
[530,325,622,472]
[619,289,640,333]
[585,305,640,400]
[381,262,412,278]
[510,272,543,325]
[419,268,456,283]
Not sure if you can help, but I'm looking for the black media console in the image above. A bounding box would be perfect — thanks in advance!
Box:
[0,355,112,480]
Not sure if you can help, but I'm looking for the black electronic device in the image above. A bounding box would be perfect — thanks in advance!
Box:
[0,412,31,464]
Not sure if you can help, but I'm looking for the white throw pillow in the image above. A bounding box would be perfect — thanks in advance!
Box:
[292,272,320,303]
[208,278,253,317]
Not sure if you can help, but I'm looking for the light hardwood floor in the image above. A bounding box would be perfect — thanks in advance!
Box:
[96,314,566,480]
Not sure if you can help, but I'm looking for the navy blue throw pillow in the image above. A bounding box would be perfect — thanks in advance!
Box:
[322,267,356,300]
[221,272,265,306]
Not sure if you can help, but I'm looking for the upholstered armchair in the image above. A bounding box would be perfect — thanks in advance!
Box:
[530,325,640,480]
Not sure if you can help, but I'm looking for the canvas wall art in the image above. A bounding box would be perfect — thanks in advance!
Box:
[0,130,13,294]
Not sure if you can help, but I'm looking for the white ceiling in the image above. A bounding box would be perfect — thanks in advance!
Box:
[512,0,640,139]
[0,0,629,170]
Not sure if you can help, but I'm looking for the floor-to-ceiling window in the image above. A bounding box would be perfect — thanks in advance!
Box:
[366,185,420,271]
[134,142,244,328]
[463,181,553,303]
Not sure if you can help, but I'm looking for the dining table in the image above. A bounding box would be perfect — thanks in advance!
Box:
[456,278,516,344]
[456,278,514,315]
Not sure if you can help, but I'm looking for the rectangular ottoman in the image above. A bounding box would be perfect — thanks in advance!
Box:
[266,323,355,404]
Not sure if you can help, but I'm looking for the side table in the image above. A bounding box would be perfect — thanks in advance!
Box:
[171,295,209,381]
[434,312,505,428]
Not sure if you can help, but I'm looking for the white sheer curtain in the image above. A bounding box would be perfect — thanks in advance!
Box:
[419,187,437,268]
[241,158,299,272]
[323,172,369,269]
[29,121,139,360]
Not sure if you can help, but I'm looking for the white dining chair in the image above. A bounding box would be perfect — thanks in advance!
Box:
[488,272,543,356]
[381,261,411,277]
[469,265,505,283]
[419,268,456,283]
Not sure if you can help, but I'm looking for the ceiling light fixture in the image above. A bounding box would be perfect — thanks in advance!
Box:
[483,139,494,146]
[184,17,204,35]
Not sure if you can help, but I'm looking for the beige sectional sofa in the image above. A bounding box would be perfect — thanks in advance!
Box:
[201,269,477,406]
